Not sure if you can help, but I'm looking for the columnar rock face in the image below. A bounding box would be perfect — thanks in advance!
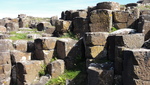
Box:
[138,14,150,40]
[14,60,44,85]
[0,52,11,85]
[55,20,71,36]
[113,11,129,23]
[143,39,150,49]
[37,22,52,31]
[87,62,114,85]
[72,10,87,19]
[96,2,120,10]
[73,17,88,37]
[108,33,144,61]
[10,50,31,64]
[43,50,54,65]
[123,49,150,85]
[84,32,109,46]
[56,38,78,59]
[13,40,28,52]
[89,9,112,32]
[84,32,109,59]
[47,59,65,78]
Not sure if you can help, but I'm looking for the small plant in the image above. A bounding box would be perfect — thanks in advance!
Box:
[50,57,57,62]
[111,27,118,32]
[60,31,79,40]
[39,64,47,77]
[9,33,28,40]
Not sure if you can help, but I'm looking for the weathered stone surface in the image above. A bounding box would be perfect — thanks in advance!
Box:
[15,60,44,85]
[43,50,54,65]
[0,19,5,26]
[142,0,150,3]
[0,52,11,85]
[10,50,31,64]
[127,8,140,28]
[27,34,41,39]
[89,9,112,32]
[50,16,58,26]
[0,26,7,32]
[27,41,34,52]
[72,17,88,37]
[0,34,9,39]
[85,46,107,59]
[41,33,53,37]
[37,22,52,31]
[13,40,28,52]
[38,37,57,50]
[0,39,14,51]
[45,27,55,34]
[64,10,76,20]
[72,10,87,19]
[140,10,150,15]
[96,2,120,10]
[87,62,114,85]
[84,32,109,46]
[123,49,150,85]
[5,22,19,31]
[143,39,150,49]
[114,23,127,29]
[32,39,44,60]
[113,11,129,23]
[55,20,71,33]
[138,18,150,40]
[47,59,65,78]
[109,28,136,36]
[56,38,78,59]
[115,34,144,48]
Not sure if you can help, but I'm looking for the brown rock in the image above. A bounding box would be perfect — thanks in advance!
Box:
[73,17,88,37]
[115,33,144,48]
[0,26,7,32]
[43,50,54,65]
[13,40,28,52]
[47,59,65,78]
[72,10,87,19]
[38,37,57,50]
[27,34,41,39]
[113,11,129,23]
[84,32,109,46]
[87,62,114,85]
[5,22,19,31]
[89,9,112,32]
[96,2,120,10]
[10,50,31,63]
[37,22,52,31]
[45,27,55,34]
[138,16,150,40]
[56,38,78,59]
[85,46,107,59]
[16,60,44,84]
[114,23,127,29]
[123,49,150,85]
[0,39,14,51]
[55,20,71,33]
[50,16,58,26]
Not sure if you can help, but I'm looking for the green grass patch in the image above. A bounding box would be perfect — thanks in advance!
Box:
[46,70,80,85]
[111,27,118,32]
[9,32,28,40]
[60,31,78,40]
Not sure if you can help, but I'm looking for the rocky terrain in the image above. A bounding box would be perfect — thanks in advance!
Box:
[0,0,150,85]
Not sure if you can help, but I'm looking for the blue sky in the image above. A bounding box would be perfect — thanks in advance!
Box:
[0,0,138,18]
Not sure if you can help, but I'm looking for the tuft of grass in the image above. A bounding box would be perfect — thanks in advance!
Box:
[111,27,118,32]
[39,64,47,77]
[46,70,80,85]
[60,31,79,40]
[9,33,28,40]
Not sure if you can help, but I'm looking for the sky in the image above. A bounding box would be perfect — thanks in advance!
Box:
[0,0,138,18]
